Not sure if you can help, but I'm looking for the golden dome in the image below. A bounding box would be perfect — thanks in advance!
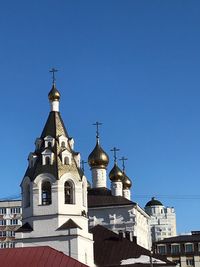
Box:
[88,141,109,168]
[48,84,60,101]
[123,174,132,189]
[109,164,124,182]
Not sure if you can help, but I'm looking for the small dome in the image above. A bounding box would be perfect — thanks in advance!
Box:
[109,164,124,182]
[145,197,163,207]
[123,174,132,189]
[48,84,60,101]
[88,142,109,168]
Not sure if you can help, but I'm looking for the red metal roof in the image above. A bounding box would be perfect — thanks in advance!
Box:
[0,246,88,267]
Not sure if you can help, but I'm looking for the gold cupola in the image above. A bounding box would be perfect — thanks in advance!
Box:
[109,163,124,182]
[88,140,109,169]
[123,173,132,189]
[48,84,60,102]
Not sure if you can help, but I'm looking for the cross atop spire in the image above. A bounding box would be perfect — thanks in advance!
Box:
[92,121,102,142]
[110,147,120,164]
[119,156,128,172]
[49,68,58,84]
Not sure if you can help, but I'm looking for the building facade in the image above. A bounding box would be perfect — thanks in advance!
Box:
[145,197,177,242]
[153,231,200,267]
[0,200,22,249]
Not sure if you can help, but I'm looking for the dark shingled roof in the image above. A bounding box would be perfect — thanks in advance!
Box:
[145,197,163,207]
[155,233,200,244]
[15,222,33,233]
[91,225,175,267]
[88,187,135,208]
[24,111,84,181]
[57,219,82,230]
[0,246,88,267]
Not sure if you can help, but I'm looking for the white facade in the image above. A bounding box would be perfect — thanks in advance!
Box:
[15,85,94,267]
[145,199,177,242]
[88,203,151,250]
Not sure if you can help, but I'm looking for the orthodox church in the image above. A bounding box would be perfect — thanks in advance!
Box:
[14,78,175,266]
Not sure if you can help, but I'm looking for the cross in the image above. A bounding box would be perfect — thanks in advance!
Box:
[92,121,102,140]
[81,160,87,173]
[49,68,58,84]
[119,156,128,172]
[110,147,120,164]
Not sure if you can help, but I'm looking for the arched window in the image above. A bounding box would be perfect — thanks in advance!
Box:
[64,181,73,204]
[45,157,50,165]
[64,156,69,165]
[48,141,51,148]
[24,184,30,208]
[61,141,65,148]
[42,181,51,205]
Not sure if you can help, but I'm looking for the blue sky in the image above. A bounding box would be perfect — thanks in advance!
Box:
[0,0,200,233]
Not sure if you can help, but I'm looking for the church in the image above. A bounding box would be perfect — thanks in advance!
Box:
[13,76,175,267]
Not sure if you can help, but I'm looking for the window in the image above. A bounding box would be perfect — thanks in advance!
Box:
[61,141,65,148]
[7,231,15,237]
[0,220,6,226]
[47,141,52,147]
[10,219,18,225]
[45,156,50,165]
[24,183,30,208]
[171,244,180,254]
[42,181,52,205]
[64,156,69,165]
[0,208,6,215]
[0,231,6,237]
[185,243,194,253]
[186,258,194,266]
[10,207,21,214]
[64,181,73,204]
[172,259,180,265]
[157,245,166,254]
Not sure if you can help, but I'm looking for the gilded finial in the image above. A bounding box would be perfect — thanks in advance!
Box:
[81,160,87,173]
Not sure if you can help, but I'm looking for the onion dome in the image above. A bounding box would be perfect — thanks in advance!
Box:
[123,174,132,189]
[109,164,124,182]
[48,84,60,101]
[145,197,163,207]
[88,141,109,168]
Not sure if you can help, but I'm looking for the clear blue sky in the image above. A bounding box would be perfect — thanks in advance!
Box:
[0,0,199,234]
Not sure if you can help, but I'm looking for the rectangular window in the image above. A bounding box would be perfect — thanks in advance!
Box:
[10,207,21,214]
[185,244,194,253]
[171,244,180,254]
[0,220,6,226]
[186,258,194,266]
[10,219,18,225]
[0,231,6,237]
[157,245,166,254]
[0,208,6,215]
[7,231,15,237]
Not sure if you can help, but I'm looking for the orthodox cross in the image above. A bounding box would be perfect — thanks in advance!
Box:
[81,160,87,173]
[119,156,128,172]
[110,147,120,164]
[49,68,58,84]
[92,121,102,140]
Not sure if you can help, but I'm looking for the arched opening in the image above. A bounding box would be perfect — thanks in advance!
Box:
[24,184,30,208]
[61,141,65,148]
[45,156,50,165]
[64,181,73,204]
[42,181,51,205]
[47,141,51,147]
[64,156,69,165]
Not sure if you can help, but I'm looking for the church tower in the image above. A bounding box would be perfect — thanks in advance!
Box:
[15,77,94,266]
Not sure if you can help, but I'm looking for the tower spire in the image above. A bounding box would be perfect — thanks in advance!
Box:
[48,68,60,112]
[49,67,58,85]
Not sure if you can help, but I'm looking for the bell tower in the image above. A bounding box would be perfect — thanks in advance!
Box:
[15,74,94,266]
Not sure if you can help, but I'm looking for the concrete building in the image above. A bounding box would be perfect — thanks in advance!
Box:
[153,231,200,267]
[145,197,177,242]
[0,200,22,249]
